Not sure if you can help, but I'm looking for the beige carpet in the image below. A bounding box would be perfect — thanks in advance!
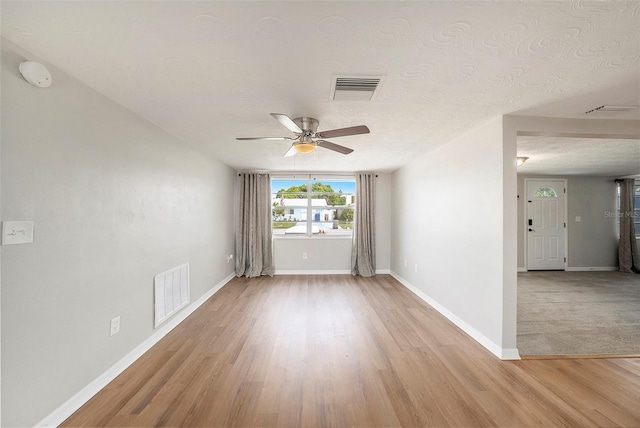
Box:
[517,271,640,356]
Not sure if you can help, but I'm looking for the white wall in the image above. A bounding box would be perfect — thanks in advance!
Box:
[273,172,391,274]
[390,117,515,358]
[517,175,619,270]
[1,40,236,427]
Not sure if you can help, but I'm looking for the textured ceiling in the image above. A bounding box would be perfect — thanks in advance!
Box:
[2,1,639,172]
[517,136,639,176]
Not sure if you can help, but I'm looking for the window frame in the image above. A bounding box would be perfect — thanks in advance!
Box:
[271,174,356,238]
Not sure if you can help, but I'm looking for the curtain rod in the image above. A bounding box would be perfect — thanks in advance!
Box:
[239,172,379,177]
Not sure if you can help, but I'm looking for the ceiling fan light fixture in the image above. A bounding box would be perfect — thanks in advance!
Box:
[294,142,316,154]
[238,113,367,157]
[517,157,529,166]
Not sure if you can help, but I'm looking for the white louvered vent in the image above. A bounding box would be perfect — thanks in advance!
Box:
[154,263,190,327]
[331,75,384,101]
[585,105,638,115]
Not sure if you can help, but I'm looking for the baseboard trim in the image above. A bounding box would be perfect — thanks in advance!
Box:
[565,267,618,272]
[521,353,640,360]
[35,271,235,428]
[501,348,522,360]
[390,271,520,361]
[274,269,390,275]
[517,267,527,272]
[275,269,351,275]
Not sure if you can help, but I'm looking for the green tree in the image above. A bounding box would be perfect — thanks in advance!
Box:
[272,201,284,220]
[276,183,346,206]
[339,209,354,222]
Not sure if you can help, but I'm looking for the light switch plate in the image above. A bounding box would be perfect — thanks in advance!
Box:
[2,221,35,245]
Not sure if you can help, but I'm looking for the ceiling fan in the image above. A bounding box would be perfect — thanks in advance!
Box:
[237,113,370,157]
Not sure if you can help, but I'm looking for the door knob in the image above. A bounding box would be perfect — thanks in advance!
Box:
[528,228,534,232]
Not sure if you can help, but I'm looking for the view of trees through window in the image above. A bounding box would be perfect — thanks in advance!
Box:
[271,177,355,235]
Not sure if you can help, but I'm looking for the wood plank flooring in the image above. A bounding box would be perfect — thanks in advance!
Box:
[62,275,640,427]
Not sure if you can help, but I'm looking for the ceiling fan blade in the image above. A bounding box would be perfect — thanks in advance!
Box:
[271,113,303,134]
[316,140,354,155]
[236,136,293,141]
[284,145,298,157]
[316,125,369,139]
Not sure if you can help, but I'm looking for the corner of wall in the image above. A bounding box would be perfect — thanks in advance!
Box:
[390,271,518,360]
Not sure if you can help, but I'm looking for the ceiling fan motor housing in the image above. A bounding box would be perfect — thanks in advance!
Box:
[293,117,319,134]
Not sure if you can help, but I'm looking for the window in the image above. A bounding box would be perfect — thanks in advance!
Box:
[534,187,557,198]
[616,182,640,239]
[635,184,640,237]
[271,175,355,236]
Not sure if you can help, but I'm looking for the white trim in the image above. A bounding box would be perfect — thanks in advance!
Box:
[517,267,527,272]
[274,269,390,275]
[35,272,235,428]
[565,267,618,272]
[500,348,521,360]
[272,234,352,240]
[390,271,520,361]
[275,269,351,275]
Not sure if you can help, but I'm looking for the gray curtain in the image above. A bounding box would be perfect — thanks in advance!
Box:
[619,178,639,273]
[351,173,376,277]
[236,173,274,277]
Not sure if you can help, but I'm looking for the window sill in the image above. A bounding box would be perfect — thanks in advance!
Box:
[273,234,352,240]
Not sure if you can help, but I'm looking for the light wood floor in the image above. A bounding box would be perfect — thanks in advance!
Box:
[63,275,640,427]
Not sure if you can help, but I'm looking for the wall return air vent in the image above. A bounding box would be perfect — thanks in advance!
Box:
[331,75,385,101]
[585,105,638,116]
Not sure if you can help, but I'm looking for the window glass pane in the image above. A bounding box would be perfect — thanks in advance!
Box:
[282,221,308,235]
[272,179,307,200]
[311,180,355,235]
[271,177,355,236]
[635,184,640,238]
[534,186,557,198]
[272,179,307,235]
[618,184,640,239]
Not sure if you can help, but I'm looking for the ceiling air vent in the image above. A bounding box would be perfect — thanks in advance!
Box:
[585,105,638,115]
[331,75,384,101]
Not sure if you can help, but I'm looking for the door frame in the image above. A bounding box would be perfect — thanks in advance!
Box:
[523,178,568,271]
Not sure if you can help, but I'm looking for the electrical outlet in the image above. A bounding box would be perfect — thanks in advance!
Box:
[110,316,120,336]
[302,252,308,259]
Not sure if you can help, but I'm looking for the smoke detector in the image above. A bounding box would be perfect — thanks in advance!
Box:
[19,61,52,88]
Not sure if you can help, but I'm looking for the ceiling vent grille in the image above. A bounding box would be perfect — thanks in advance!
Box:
[585,105,638,115]
[331,75,384,101]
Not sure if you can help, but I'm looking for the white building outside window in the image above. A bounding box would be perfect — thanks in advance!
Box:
[271,175,355,236]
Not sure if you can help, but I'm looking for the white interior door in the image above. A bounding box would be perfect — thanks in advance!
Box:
[526,179,566,270]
